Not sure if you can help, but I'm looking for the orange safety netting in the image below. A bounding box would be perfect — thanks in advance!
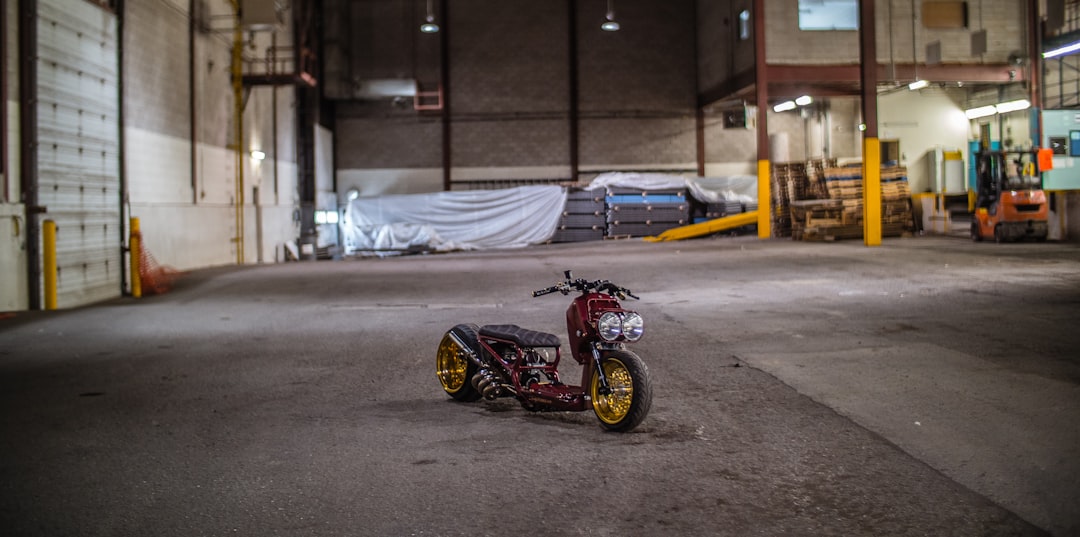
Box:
[134,231,182,295]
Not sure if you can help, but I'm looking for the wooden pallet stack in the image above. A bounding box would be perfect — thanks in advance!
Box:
[789,199,846,241]
[605,187,689,238]
[772,158,838,238]
[771,162,803,237]
[880,167,915,231]
[550,188,606,243]
[794,165,914,241]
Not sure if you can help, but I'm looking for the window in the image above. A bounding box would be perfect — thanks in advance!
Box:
[798,0,859,31]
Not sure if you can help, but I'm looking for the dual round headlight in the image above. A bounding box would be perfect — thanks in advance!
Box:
[596,312,645,342]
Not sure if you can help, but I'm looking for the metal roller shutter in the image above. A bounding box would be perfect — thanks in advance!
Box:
[35,0,120,307]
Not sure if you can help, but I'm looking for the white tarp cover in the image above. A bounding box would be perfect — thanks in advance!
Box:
[343,185,566,255]
[586,172,758,204]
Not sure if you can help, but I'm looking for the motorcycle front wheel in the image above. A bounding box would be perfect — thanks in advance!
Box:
[436,324,482,402]
[589,350,652,432]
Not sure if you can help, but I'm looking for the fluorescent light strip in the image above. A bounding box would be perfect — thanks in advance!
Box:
[795,95,813,106]
[995,99,1030,114]
[1044,41,1080,59]
[908,80,929,90]
[773,100,797,112]
[965,105,997,119]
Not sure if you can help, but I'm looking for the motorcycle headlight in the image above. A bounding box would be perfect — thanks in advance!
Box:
[597,312,623,341]
[621,312,644,342]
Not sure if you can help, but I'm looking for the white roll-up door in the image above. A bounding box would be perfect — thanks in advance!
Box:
[36,0,121,307]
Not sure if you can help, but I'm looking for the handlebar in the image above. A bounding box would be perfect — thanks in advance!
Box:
[531,271,639,300]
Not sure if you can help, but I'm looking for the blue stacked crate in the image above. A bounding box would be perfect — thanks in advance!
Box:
[551,188,606,242]
[605,187,690,238]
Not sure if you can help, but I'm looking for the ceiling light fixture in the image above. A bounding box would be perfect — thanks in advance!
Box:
[420,0,439,33]
[602,0,620,31]
[773,100,797,112]
[1044,41,1080,59]
[963,99,1031,120]
[795,95,813,106]
[908,79,930,90]
[994,99,1031,114]
[964,105,997,119]
[250,150,266,161]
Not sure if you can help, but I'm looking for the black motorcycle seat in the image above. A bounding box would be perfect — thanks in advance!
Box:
[479,324,561,348]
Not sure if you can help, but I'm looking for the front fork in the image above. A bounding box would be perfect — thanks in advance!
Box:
[591,343,617,396]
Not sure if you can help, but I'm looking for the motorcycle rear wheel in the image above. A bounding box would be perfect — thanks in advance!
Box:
[589,350,652,432]
[436,324,482,402]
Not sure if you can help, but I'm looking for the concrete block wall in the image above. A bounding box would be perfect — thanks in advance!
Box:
[766,0,1026,66]
[697,0,755,93]
[124,0,299,270]
[333,0,701,194]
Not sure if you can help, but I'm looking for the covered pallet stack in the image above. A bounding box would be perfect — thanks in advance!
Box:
[605,187,689,238]
[551,188,606,243]
[691,199,744,222]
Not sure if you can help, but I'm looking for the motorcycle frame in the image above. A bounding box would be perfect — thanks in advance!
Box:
[472,291,637,413]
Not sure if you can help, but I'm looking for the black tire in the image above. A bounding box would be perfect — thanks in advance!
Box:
[589,350,652,432]
[436,324,482,402]
[994,225,1003,243]
[970,222,982,242]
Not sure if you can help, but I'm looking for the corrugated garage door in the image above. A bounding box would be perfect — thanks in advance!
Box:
[35,0,121,307]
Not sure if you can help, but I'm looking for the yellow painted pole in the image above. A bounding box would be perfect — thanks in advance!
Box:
[130,217,142,298]
[43,220,58,310]
[757,159,771,239]
[863,137,882,246]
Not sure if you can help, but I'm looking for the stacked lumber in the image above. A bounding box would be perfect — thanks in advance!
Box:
[605,187,690,238]
[551,188,606,243]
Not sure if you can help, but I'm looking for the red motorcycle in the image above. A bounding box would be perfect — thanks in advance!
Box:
[436,270,653,432]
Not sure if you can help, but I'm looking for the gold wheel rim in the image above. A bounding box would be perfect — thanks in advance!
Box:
[436,334,468,393]
[591,358,634,424]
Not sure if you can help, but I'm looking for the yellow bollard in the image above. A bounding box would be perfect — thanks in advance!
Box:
[757,159,772,239]
[863,138,882,246]
[43,220,58,310]
[130,217,142,298]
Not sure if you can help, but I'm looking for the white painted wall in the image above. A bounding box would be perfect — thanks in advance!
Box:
[878,88,971,194]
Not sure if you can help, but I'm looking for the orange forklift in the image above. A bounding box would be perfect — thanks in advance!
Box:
[970,149,1049,242]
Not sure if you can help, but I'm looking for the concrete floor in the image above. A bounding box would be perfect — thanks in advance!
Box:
[1,235,1077,536]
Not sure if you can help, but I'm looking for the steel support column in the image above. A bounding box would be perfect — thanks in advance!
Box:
[19,0,41,309]
[859,0,881,246]
[1028,0,1043,146]
[753,0,770,239]
[567,0,579,183]
[440,0,451,190]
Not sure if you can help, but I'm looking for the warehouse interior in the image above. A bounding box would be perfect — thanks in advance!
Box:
[3,0,1080,311]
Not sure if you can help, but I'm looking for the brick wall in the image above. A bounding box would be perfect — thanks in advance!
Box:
[697,0,755,93]
[766,0,1026,65]
[333,0,701,183]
